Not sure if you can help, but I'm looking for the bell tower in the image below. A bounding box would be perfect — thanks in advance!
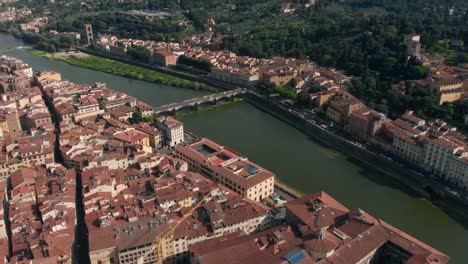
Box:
[84,24,94,45]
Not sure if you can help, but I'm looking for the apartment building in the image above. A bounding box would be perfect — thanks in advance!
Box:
[311,89,339,107]
[175,138,275,202]
[447,156,468,187]
[133,123,163,148]
[162,187,272,264]
[150,50,178,67]
[189,225,311,264]
[344,108,389,140]
[383,112,468,188]
[261,67,297,87]
[113,128,151,148]
[74,96,105,121]
[156,116,184,147]
[326,92,365,124]
[0,110,22,136]
[116,219,170,264]
[211,67,260,87]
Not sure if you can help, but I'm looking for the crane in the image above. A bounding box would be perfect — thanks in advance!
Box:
[137,193,211,264]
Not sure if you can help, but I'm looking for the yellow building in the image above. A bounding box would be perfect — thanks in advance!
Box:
[326,94,364,125]
[261,69,297,87]
[34,71,62,84]
[113,129,151,147]
[434,78,464,105]
[0,111,22,136]
[314,89,338,107]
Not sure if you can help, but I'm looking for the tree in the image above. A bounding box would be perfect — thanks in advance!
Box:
[143,114,157,123]
[57,35,75,48]
[297,90,312,106]
[129,110,143,124]
[177,55,212,72]
[408,65,429,79]
[320,54,333,67]
[273,85,297,99]
[127,45,150,62]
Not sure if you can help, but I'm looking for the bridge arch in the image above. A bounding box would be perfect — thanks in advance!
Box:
[153,88,246,115]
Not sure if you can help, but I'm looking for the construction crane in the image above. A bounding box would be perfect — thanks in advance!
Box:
[137,193,211,264]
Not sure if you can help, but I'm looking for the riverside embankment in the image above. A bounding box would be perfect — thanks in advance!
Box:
[243,92,468,215]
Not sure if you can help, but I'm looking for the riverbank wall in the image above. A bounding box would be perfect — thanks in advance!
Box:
[243,92,468,219]
[274,180,303,199]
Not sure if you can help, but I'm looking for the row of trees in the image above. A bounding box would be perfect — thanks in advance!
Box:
[177,55,212,72]
[127,45,150,62]
[16,31,76,52]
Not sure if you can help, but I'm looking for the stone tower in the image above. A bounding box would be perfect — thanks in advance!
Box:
[84,24,94,45]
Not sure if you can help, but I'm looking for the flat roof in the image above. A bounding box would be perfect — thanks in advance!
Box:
[194,144,217,157]
[177,138,274,188]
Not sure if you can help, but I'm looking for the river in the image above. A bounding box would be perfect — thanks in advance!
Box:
[0,33,465,263]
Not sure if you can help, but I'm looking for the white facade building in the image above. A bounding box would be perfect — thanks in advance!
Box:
[156,116,184,147]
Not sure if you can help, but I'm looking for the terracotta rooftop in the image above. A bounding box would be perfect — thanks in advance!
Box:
[284,192,449,264]
[157,116,183,128]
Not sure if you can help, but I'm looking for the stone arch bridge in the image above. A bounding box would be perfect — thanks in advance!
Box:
[153,88,247,115]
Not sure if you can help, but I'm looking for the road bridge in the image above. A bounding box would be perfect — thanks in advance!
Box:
[153,88,247,115]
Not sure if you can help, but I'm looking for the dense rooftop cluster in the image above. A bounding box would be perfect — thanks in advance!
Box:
[0,56,54,179]
[0,55,33,93]
[189,192,449,264]
[0,54,450,264]
[95,34,352,90]
[31,59,278,264]
[19,17,48,33]
[0,56,75,263]
[0,8,31,23]
[8,166,76,263]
